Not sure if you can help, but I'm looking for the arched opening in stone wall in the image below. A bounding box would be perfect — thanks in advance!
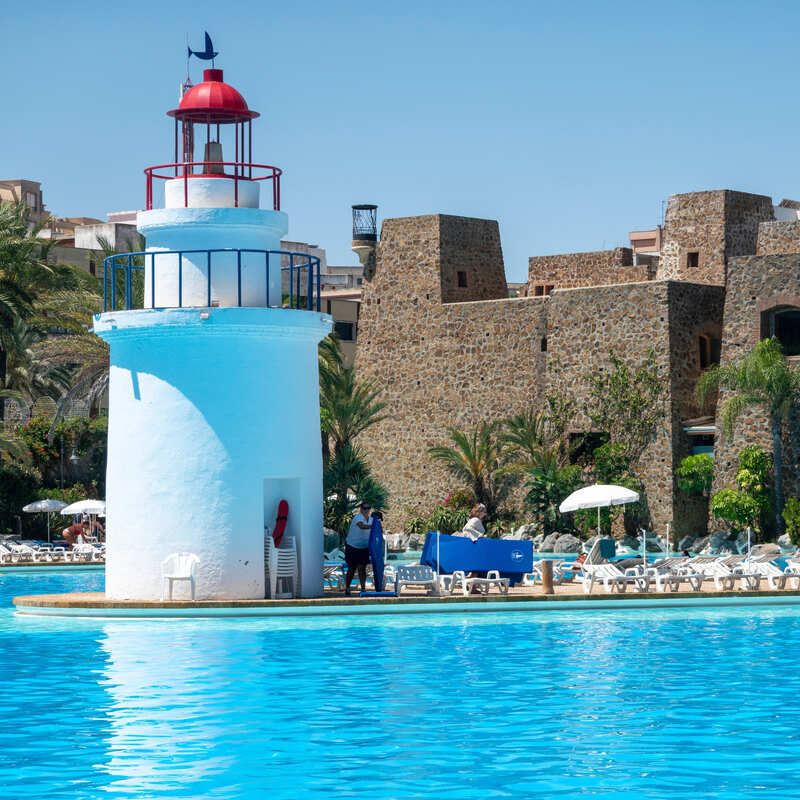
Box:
[698,333,721,369]
[761,305,800,356]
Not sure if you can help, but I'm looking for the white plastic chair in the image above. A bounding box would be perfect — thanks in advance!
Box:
[265,535,298,598]
[161,552,200,601]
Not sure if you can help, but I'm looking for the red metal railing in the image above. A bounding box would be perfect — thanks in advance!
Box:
[144,162,282,211]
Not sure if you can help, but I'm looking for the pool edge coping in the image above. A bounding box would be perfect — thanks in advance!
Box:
[13,591,800,619]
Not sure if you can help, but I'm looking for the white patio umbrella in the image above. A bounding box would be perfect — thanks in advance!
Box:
[22,499,67,543]
[559,484,640,538]
[60,499,106,516]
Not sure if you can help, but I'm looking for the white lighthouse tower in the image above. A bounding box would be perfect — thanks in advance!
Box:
[94,64,331,600]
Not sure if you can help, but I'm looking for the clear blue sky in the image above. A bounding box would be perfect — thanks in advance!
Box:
[5,0,800,281]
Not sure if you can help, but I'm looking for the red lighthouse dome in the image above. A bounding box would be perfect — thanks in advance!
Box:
[146,64,280,212]
[168,69,259,123]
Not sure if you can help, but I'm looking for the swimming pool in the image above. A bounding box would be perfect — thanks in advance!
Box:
[2,569,799,798]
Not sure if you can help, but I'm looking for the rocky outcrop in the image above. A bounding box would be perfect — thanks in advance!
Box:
[539,532,561,552]
[514,523,538,540]
[553,533,582,553]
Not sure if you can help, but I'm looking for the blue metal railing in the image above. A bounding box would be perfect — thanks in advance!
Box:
[102,248,322,313]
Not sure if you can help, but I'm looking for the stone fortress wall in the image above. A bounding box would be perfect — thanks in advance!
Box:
[354,189,800,536]
[712,254,800,503]
[526,247,654,293]
[757,221,800,255]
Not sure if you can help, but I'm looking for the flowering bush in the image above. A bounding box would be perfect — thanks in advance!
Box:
[443,489,474,509]
[16,415,107,495]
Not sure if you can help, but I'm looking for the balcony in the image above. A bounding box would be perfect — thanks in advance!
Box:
[144,161,281,210]
[103,248,321,312]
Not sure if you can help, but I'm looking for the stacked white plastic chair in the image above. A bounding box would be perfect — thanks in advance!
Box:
[264,533,298,599]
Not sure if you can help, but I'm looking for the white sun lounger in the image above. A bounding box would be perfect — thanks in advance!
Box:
[743,554,788,590]
[0,543,23,563]
[395,565,439,595]
[580,538,650,594]
[682,555,761,591]
[784,557,800,589]
[646,557,703,592]
[582,562,651,593]
[449,570,509,596]
[3,542,49,563]
[70,543,104,562]
[521,559,574,586]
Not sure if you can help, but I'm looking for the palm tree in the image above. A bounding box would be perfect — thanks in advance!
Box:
[0,390,31,464]
[0,201,103,419]
[502,407,549,471]
[0,201,47,401]
[34,335,109,427]
[318,334,389,531]
[319,354,387,453]
[697,337,800,535]
[428,422,515,515]
[323,442,388,538]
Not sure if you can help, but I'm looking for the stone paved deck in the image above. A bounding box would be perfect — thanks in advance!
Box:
[13,584,800,618]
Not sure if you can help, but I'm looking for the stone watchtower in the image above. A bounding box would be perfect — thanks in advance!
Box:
[657,190,774,285]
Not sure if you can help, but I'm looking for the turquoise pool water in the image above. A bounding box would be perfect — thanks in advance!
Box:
[2,570,800,798]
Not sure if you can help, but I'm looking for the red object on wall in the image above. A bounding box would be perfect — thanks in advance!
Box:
[272,500,289,547]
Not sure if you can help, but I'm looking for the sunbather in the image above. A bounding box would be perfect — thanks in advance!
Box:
[62,521,83,547]
[455,504,487,543]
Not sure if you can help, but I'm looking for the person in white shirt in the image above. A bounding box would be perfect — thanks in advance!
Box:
[455,504,488,542]
[345,502,373,595]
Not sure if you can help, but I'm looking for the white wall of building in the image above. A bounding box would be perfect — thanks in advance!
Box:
[96,307,331,600]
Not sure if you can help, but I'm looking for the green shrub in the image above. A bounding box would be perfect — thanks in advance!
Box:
[783,497,800,547]
[710,445,773,538]
[676,453,714,495]
[0,463,42,537]
[428,504,471,535]
[404,515,428,536]
[524,462,581,535]
[592,442,631,484]
[710,487,761,534]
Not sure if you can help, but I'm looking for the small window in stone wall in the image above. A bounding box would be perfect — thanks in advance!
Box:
[334,321,354,341]
[686,251,699,268]
[534,285,544,297]
[89,260,96,276]
[545,285,555,295]
[765,307,800,356]
[540,337,547,352]
[457,270,468,288]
